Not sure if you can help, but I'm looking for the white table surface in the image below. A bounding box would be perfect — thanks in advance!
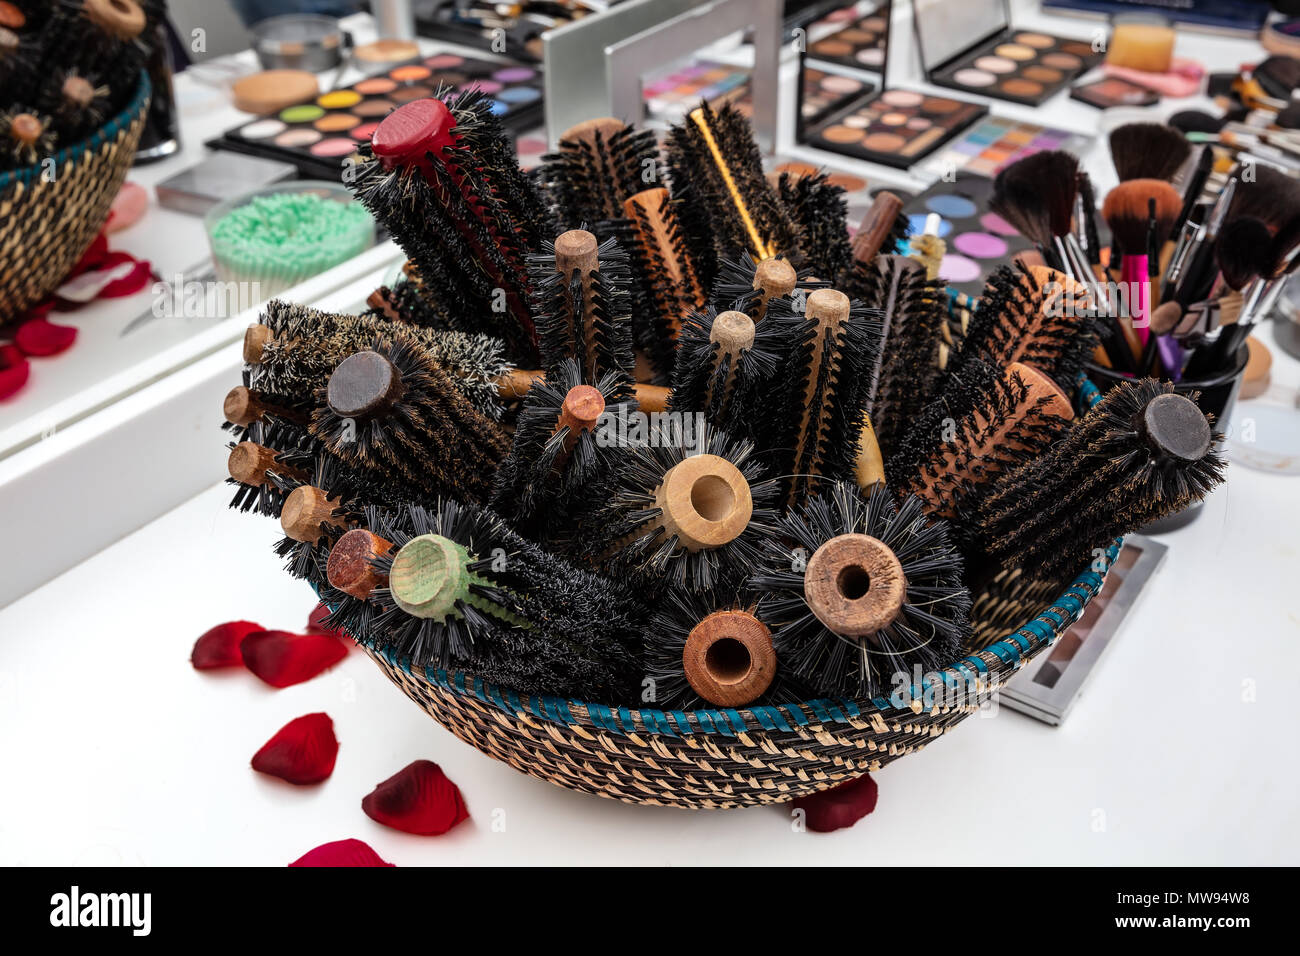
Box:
[1,4,1298,866]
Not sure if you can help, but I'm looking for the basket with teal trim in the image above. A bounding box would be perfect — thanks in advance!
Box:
[0,72,151,325]
[345,379,1113,810]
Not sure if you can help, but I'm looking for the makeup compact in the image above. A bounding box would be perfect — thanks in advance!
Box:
[1071,75,1161,109]
[642,60,752,125]
[803,88,987,170]
[801,1,890,74]
[213,53,544,179]
[1001,536,1167,726]
[912,0,1103,107]
[798,65,873,127]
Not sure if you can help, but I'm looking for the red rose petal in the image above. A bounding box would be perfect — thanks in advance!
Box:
[362,759,469,835]
[307,602,345,636]
[15,317,77,357]
[251,712,338,785]
[97,256,153,298]
[0,355,30,400]
[791,774,878,833]
[70,233,109,276]
[191,620,263,670]
[289,839,394,867]
[240,630,347,688]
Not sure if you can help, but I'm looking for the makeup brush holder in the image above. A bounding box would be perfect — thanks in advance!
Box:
[1085,344,1246,533]
[324,381,1119,810]
[0,72,151,326]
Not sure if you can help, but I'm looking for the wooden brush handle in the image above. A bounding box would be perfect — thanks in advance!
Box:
[854,415,886,490]
[327,529,394,600]
[682,610,775,707]
[803,533,905,639]
[227,441,306,486]
[1010,362,1074,422]
[851,191,903,264]
[556,384,605,455]
[654,453,753,552]
[1141,393,1212,462]
[8,113,43,147]
[494,368,668,413]
[791,288,851,488]
[223,386,302,427]
[554,228,599,278]
[281,485,345,543]
[710,310,755,358]
[389,533,471,620]
[85,0,146,40]
[751,259,796,318]
[243,324,274,364]
[327,350,404,419]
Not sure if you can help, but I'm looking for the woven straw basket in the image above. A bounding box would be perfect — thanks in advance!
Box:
[342,368,1113,809]
[0,73,151,325]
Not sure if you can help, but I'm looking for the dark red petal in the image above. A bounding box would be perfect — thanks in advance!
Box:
[191,620,263,670]
[240,630,347,688]
[251,712,338,785]
[307,602,346,637]
[362,759,469,835]
[70,233,109,275]
[289,839,394,867]
[0,356,30,400]
[15,317,77,357]
[791,774,878,833]
[98,256,153,298]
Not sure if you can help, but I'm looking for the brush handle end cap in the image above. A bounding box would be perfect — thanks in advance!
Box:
[804,534,904,639]
[683,610,775,708]
[1143,392,1212,461]
[244,324,273,364]
[281,486,343,543]
[390,534,468,621]
[371,97,456,168]
[84,0,146,40]
[328,350,403,419]
[710,310,755,355]
[327,529,393,600]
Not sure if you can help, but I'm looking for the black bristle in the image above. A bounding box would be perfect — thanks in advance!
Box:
[776,169,853,279]
[538,118,660,228]
[747,483,970,699]
[1108,122,1191,183]
[990,151,1079,267]
[708,253,827,320]
[1215,217,1273,291]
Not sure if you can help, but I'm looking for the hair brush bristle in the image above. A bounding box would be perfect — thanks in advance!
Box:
[538,117,660,228]
[775,169,853,279]
[1108,123,1191,182]
[746,482,970,699]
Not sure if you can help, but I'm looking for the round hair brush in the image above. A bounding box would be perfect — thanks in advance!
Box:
[38,68,112,142]
[575,424,780,593]
[349,92,549,364]
[310,337,510,505]
[972,379,1226,583]
[1109,122,1191,183]
[529,228,635,383]
[644,589,803,710]
[709,253,823,322]
[538,117,659,229]
[366,276,445,328]
[321,500,645,702]
[775,168,852,280]
[0,108,54,167]
[747,482,971,700]
[225,427,312,518]
[491,358,634,538]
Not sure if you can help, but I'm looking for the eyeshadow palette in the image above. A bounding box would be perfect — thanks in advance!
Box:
[802,1,890,74]
[797,65,875,129]
[916,115,1094,180]
[803,89,987,170]
[912,0,1103,106]
[642,60,752,125]
[899,173,1032,293]
[213,53,544,179]
[1070,75,1161,109]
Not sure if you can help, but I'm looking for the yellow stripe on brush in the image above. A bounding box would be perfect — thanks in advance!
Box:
[689,107,776,261]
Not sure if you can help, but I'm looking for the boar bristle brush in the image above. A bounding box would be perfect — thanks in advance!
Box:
[747,482,971,700]
[615,183,706,380]
[310,337,510,504]
[529,228,635,382]
[1108,122,1190,183]
[491,358,634,537]
[645,589,805,710]
[665,102,796,284]
[972,379,1226,582]
[539,117,659,229]
[776,168,853,280]
[856,254,946,463]
[764,288,883,502]
[38,68,112,142]
[954,263,1100,386]
[709,253,824,322]
[902,361,1075,524]
[350,91,547,364]
[366,278,446,328]
[669,304,804,439]
[247,301,509,421]
[325,500,644,701]
[576,424,780,593]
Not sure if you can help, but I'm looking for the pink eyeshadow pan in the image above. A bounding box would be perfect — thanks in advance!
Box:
[274,128,321,147]
[953,231,1009,259]
[980,211,1018,236]
[311,137,359,157]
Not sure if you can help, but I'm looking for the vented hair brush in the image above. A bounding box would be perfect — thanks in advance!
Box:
[972,379,1226,582]
[747,481,971,700]
[349,92,549,364]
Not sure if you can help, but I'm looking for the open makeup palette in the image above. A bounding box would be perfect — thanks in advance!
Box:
[213,53,544,179]
[802,0,890,74]
[912,0,1103,106]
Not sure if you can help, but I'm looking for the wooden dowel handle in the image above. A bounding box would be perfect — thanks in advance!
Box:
[682,610,776,707]
[244,324,273,365]
[554,229,599,279]
[227,441,299,486]
[710,310,755,357]
[803,533,905,639]
[654,453,753,552]
[281,485,346,543]
[751,258,796,317]
[327,350,404,419]
[326,528,394,600]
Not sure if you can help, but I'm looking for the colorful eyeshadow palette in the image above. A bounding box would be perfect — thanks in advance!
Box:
[916,115,1094,180]
[803,88,988,170]
[213,53,544,179]
[642,60,752,125]
[802,2,890,74]
[797,65,875,130]
[899,173,1032,294]
[912,0,1103,106]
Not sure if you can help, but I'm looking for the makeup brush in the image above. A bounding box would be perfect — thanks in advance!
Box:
[491,358,633,538]
[972,380,1226,582]
[322,500,645,702]
[665,101,797,283]
[538,117,659,229]
[349,91,549,365]
[1170,144,1215,241]
[763,288,884,502]
[529,228,635,383]
[1109,122,1191,183]
[1102,179,1182,346]
[1074,172,1103,267]
[851,191,909,266]
[645,589,803,710]
[310,337,511,505]
[1229,163,1300,277]
[573,424,781,593]
[668,304,805,439]
[746,482,971,700]
[990,151,1080,273]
